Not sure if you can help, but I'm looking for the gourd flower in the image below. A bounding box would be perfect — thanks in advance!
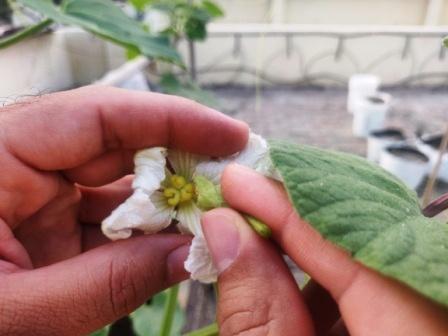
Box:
[102,133,278,283]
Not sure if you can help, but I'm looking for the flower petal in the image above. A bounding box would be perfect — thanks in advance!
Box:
[184,235,218,284]
[194,133,270,183]
[133,147,167,192]
[167,150,201,180]
[102,189,174,240]
[176,202,203,236]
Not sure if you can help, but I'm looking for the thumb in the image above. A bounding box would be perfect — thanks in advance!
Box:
[202,208,314,336]
[1,234,190,336]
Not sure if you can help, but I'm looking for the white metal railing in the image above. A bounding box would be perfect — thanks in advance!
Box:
[188,24,448,87]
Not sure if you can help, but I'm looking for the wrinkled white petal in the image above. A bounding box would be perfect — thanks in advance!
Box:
[194,133,270,183]
[102,189,173,240]
[255,153,283,181]
[133,147,167,192]
[184,235,218,283]
[167,150,201,180]
[176,202,203,236]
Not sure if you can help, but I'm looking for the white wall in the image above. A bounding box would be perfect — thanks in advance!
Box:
[214,0,446,26]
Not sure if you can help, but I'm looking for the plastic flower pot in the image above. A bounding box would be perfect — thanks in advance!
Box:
[416,134,448,183]
[352,92,391,138]
[367,128,405,162]
[347,74,380,114]
[379,144,429,190]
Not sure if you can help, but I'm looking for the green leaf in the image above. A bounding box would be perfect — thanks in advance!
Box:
[200,0,224,18]
[269,141,448,307]
[89,326,109,336]
[0,18,53,49]
[185,16,207,40]
[129,0,152,12]
[16,0,182,63]
[159,73,220,108]
[184,322,219,336]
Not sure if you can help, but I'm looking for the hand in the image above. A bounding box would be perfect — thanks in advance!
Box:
[203,164,448,336]
[0,86,248,335]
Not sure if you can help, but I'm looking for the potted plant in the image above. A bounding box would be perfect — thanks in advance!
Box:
[379,144,429,189]
[352,92,391,138]
[347,73,380,114]
[416,133,448,183]
[367,128,405,162]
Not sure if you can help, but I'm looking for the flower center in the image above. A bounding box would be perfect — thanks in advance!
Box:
[163,175,195,207]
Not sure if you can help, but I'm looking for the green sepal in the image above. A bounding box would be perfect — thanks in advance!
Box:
[193,175,224,210]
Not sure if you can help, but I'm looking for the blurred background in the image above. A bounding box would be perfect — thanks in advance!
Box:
[1,1,448,335]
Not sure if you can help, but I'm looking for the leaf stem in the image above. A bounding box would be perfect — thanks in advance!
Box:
[0,18,53,49]
[183,322,219,336]
[159,285,180,336]
[422,123,448,207]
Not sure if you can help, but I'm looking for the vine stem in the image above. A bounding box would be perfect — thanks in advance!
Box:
[160,285,180,336]
[422,123,448,207]
[183,322,219,336]
[0,18,53,49]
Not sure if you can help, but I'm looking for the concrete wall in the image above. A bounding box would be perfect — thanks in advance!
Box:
[0,29,127,100]
[214,0,444,26]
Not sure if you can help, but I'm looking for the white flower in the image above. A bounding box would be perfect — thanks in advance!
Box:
[102,133,277,283]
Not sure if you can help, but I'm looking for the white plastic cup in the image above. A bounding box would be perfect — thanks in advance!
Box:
[416,134,448,183]
[353,92,391,138]
[367,128,405,162]
[347,74,380,114]
[379,145,429,190]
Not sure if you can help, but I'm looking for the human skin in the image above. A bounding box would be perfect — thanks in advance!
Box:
[0,86,248,336]
[202,164,448,336]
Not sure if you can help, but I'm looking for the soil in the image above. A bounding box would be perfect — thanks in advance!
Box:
[387,146,429,163]
[370,128,405,140]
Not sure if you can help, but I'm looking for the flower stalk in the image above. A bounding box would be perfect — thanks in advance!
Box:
[159,285,180,336]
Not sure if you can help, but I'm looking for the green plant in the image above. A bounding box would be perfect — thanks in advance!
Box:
[127,0,224,106]
[1,0,224,107]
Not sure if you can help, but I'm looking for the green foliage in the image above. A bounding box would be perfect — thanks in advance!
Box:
[132,290,184,336]
[129,0,153,12]
[13,0,181,63]
[159,73,219,108]
[143,0,223,41]
[183,322,218,336]
[90,326,110,336]
[269,141,448,308]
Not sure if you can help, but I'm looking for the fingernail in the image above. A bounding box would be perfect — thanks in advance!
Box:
[166,243,190,283]
[202,211,241,273]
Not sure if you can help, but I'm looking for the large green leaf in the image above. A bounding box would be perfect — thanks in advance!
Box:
[269,141,448,307]
[16,0,181,63]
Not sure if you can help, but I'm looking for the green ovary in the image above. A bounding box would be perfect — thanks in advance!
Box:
[163,175,195,207]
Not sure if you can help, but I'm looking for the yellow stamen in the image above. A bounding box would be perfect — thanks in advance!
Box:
[170,175,186,189]
[180,183,195,202]
[163,175,195,206]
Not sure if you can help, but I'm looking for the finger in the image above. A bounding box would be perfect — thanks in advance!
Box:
[65,149,135,187]
[222,164,358,298]
[202,208,314,336]
[302,280,340,336]
[222,164,448,335]
[82,225,110,251]
[0,234,191,336]
[79,175,133,224]
[2,85,249,172]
